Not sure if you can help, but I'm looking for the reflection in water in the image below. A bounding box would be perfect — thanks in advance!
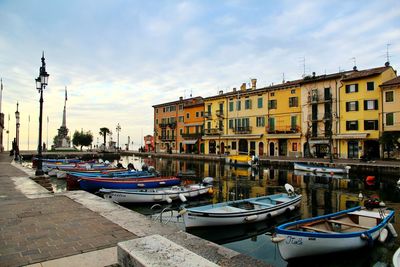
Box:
[115,156,400,266]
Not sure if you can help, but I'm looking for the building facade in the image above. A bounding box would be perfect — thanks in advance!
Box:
[181,97,204,154]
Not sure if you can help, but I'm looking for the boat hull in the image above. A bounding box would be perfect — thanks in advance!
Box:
[101,184,212,203]
[294,162,349,174]
[183,194,301,228]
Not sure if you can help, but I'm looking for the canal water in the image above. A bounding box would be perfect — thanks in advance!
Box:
[53,155,400,266]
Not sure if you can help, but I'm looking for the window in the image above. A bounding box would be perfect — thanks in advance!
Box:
[170,106,176,112]
[229,119,234,129]
[386,113,394,126]
[270,92,275,97]
[163,107,166,112]
[268,100,277,109]
[291,89,296,94]
[364,100,378,110]
[178,116,184,122]
[385,91,394,102]
[367,82,374,91]
[292,143,297,151]
[231,141,237,150]
[291,116,297,131]
[245,99,252,109]
[346,121,358,131]
[345,84,358,93]
[236,100,241,111]
[256,117,265,127]
[257,98,263,108]
[207,121,211,129]
[196,112,199,117]
[229,101,234,112]
[186,113,190,119]
[268,117,275,131]
[364,120,378,130]
[156,119,158,125]
[346,101,359,111]
[180,129,183,135]
[201,111,204,117]
[289,97,298,107]
[179,104,183,110]
[156,108,159,114]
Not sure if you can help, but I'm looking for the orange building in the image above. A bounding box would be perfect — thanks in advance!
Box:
[181,97,204,153]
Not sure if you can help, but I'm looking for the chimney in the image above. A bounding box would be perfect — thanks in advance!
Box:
[251,79,257,90]
[312,72,316,78]
[219,90,223,95]
[179,96,183,101]
[233,87,237,92]
[240,83,246,91]
[353,66,358,71]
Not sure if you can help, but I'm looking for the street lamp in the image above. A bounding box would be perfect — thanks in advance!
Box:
[15,102,20,160]
[35,52,49,176]
[116,123,121,150]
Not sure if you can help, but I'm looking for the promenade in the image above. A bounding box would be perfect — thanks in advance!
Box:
[0,152,270,267]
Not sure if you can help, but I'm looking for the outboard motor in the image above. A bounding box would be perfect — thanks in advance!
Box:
[202,177,214,185]
[148,166,156,173]
[142,164,149,172]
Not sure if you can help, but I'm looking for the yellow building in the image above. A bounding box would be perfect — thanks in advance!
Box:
[338,65,396,159]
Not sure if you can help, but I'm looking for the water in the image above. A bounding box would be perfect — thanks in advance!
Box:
[53,156,400,266]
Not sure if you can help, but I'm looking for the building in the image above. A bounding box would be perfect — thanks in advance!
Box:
[380,75,400,158]
[143,135,154,152]
[181,97,204,154]
[338,65,396,159]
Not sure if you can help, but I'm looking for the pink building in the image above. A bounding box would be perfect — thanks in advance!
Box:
[144,135,154,152]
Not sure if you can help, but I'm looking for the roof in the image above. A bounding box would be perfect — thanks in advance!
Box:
[152,96,203,108]
[341,66,391,81]
[380,76,400,87]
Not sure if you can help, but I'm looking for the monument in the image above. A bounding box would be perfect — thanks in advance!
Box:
[53,87,71,150]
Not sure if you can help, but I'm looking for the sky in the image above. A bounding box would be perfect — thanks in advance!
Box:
[0,0,399,151]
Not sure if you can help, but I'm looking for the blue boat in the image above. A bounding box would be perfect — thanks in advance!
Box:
[78,176,181,191]
[272,206,395,260]
[68,170,155,178]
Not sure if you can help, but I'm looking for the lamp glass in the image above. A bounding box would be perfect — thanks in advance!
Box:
[36,78,41,90]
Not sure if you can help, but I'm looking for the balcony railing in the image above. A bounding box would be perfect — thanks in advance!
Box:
[232,126,252,134]
[159,135,175,141]
[266,125,301,134]
[204,128,221,135]
[308,93,332,104]
[181,132,203,139]
[159,122,176,128]
[307,114,330,121]
[204,111,212,119]
[216,110,224,117]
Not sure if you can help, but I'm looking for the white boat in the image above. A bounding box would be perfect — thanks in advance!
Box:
[393,246,400,267]
[272,206,395,260]
[294,162,351,174]
[180,184,301,228]
[293,169,348,179]
[100,178,214,204]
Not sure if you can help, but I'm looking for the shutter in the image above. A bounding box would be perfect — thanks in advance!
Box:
[374,100,378,110]
[355,84,359,92]
[346,102,349,111]
[364,100,367,110]
[346,85,349,93]
[355,121,358,130]
[374,120,378,130]
[346,121,349,130]
[355,101,359,111]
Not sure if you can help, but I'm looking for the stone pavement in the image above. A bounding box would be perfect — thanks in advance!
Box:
[0,153,137,267]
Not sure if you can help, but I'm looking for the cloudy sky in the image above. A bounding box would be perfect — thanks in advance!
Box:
[0,0,399,151]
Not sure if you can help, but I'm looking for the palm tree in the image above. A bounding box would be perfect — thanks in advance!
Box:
[99,127,111,150]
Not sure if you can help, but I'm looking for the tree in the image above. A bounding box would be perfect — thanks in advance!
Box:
[99,127,111,150]
[72,130,93,151]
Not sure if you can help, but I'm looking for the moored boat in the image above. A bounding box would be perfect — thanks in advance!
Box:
[180,184,301,228]
[78,176,181,191]
[272,206,395,260]
[294,162,351,174]
[393,246,400,267]
[226,154,259,167]
[100,178,214,204]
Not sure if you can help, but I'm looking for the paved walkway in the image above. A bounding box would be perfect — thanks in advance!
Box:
[0,153,136,267]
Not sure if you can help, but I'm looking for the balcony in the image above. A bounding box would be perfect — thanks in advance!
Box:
[307,114,330,121]
[159,135,175,141]
[204,111,212,119]
[216,110,224,117]
[232,126,252,134]
[266,125,301,134]
[307,93,332,104]
[204,128,221,135]
[159,122,176,128]
[181,132,203,139]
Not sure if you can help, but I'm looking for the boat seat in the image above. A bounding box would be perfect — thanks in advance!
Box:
[249,201,274,207]
[327,219,369,229]
[301,225,338,234]
[207,206,245,213]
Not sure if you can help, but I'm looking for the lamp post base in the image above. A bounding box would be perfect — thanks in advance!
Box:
[35,169,45,176]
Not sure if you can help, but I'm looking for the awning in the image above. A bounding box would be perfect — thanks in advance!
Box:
[309,139,329,145]
[182,140,198,145]
[335,133,369,139]
[267,133,301,139]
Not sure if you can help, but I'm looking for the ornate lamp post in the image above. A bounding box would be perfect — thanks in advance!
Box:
[15,102,20,160]
[116,123,121,151]
[35,52,49,176]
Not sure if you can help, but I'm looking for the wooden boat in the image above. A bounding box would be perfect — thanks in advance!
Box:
[180,184,301,228]
[272,206,395,260]
[294,162,351,174]
[100,181,213,204]
[55,167,124,179]
[78,176,181,191]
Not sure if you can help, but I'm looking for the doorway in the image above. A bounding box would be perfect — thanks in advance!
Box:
[348,140,359,159]
[269,142,275,156]
[239,139,248,154]
[259,142,264,156]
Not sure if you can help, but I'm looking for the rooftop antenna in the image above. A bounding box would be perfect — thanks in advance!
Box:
[183,89,186,99]
[386,43,391,65]
[190,89,192,98]
[282,73,285,83]
[299,56,306,77]
[351,57,357,70]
